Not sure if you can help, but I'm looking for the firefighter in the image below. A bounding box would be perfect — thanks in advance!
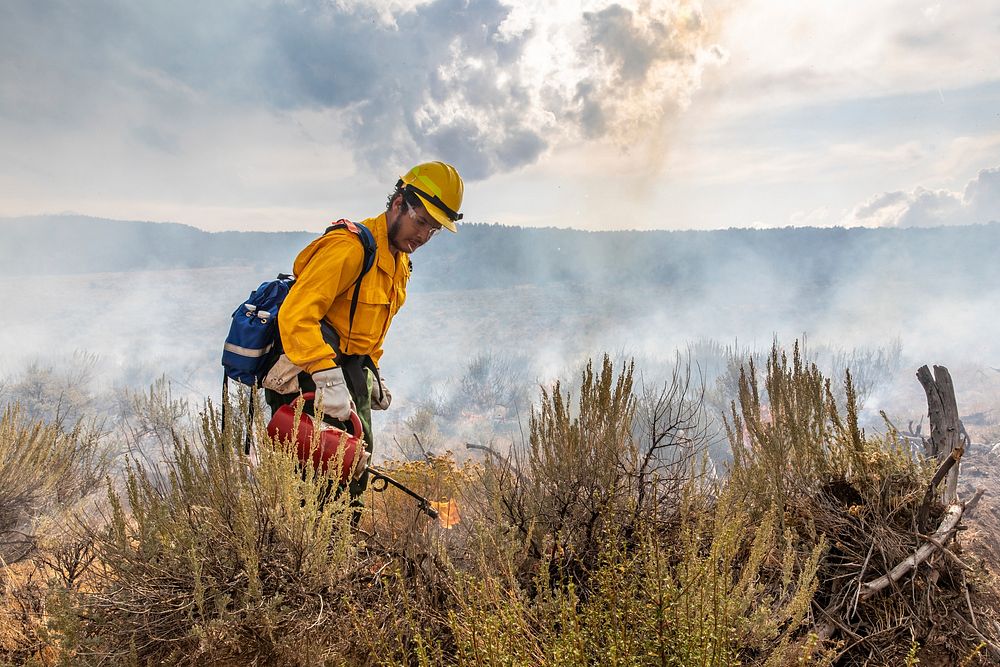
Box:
[265,161,464,509]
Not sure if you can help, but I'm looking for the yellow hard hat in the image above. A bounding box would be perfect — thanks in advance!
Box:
[398,161,464,232]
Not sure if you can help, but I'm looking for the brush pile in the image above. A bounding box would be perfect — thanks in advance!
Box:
[726,348,998,664]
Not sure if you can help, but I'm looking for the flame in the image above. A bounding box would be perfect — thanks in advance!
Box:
[430,498,461,529]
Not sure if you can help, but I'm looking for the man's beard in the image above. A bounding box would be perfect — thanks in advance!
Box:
[387,213,402,251]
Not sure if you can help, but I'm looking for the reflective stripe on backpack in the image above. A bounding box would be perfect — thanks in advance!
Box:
[223,341,274,358]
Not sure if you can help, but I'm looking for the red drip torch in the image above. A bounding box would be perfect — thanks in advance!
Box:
[266,392,438,520]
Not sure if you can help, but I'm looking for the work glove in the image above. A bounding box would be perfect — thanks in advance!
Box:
[371,375,392,410]
[312,367,353,421]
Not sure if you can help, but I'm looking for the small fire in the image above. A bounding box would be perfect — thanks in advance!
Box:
[429,498,461,529]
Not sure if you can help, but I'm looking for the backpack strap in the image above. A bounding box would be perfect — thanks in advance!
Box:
[323,220,377,347]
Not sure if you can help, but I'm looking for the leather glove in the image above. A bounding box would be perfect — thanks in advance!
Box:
[312,367,353,421]
[371,375,392,411]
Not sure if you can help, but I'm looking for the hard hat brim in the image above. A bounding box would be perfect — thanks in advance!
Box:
[413,192,458,232]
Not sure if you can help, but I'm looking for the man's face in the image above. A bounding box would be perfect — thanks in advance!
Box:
[387,195,443,255]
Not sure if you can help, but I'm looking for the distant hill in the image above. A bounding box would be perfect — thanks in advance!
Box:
[3,214,999,296]
[414,222,1000,294]
[0,215,311,275]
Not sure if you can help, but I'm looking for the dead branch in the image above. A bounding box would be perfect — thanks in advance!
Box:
[964,487,986,516]
[412,432,434,460]
[860,502,964,601]
[465,443,503,459]
[917,533,972,571]
[916,443,967,527]
[882,412,923,446]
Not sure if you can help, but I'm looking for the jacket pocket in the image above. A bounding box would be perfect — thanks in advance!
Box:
[357,284,390,306]
[352,286,391,339]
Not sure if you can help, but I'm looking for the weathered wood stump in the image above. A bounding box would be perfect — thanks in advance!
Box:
[916,364,964,508]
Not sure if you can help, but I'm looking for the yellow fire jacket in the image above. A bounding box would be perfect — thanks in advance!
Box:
[278,213,410,374]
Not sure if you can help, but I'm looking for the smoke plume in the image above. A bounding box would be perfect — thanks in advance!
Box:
[0,0,723,181]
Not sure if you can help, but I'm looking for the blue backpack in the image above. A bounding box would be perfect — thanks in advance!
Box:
[222,219,377,388]
[222,275,295,386]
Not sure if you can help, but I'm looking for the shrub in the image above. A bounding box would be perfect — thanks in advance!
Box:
[0,402,108,665]
[441,500,827,667]
[0,405,106,565]
[446,353,830,665]
[60,402,371,665]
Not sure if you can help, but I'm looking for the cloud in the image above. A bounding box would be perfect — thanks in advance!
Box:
[699,0,1000,118]
[577,3,721,143]
[963,165,1000,219]
[845,166,1000,227]
[0,0,722,182]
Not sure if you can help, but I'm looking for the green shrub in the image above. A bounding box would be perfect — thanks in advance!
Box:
[0,402,108,665]
[61,402,372,665]
[444,353,831,666]
[0,405,106,565]
[439,498,826,666]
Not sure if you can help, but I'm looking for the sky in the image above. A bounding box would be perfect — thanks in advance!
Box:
[1,0,999,233]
